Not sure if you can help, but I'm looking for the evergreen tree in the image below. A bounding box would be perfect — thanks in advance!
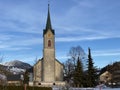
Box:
[87,48,97,87]
[23,70,29,85]
[74,57,83,87]
[64,46,87,86]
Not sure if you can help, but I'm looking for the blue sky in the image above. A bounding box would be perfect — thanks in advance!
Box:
[0,0,120,68]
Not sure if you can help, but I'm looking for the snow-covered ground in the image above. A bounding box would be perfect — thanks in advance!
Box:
[94,88,120,90]
[71,88,120,90]
[53,87,120,90]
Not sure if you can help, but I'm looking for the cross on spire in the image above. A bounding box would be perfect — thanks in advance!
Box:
[48,0,50,5]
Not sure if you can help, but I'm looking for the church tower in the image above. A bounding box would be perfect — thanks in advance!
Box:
[33,4,65,86]
[43,4,55,82]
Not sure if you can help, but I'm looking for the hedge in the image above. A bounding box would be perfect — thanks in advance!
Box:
[0,86,52,90]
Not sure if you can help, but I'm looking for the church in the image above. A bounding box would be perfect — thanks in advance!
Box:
[33,4,65,86]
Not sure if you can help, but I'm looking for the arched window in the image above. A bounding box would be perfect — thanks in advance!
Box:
[48,40,51,47]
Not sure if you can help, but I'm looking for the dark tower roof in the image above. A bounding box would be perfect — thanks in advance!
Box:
[46,4,52,30]
[43,4,54,35]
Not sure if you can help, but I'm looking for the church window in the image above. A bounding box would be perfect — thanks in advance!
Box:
[48,40,51,47]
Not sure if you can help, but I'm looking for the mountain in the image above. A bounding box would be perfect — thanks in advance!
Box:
[1,60,32,75]
[3,60,32,69]
[0,64,12,75]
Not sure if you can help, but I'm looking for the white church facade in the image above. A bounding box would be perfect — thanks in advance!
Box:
[33,5,65,86]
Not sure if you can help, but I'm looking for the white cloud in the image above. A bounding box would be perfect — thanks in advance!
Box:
[0,0,46,34]
[0,45,9,49]
[0,33,14,40]
[1,47,31,51]
[93,49,120,57]
[53,0,120,41]
[0,33,42,51]
[0,0,120,67]
[56,33,120,42]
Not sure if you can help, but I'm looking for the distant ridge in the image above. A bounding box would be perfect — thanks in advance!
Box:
[3,60,32,69]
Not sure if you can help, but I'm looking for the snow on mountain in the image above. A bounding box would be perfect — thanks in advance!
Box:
[8,67,25,74]
[3,60,32,69]
[0,74,6,80]
[2,60,32,74]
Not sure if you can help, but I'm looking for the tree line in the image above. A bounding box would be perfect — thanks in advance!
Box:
[64,46,99,87]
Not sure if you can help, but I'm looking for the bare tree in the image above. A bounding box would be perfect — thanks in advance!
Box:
[0,54,7,86]
[33,56,39,65]
[0,54,4,63]
[64,59,74,77]
[0,54,4,73]
[68,46,86,68]
[64,46,87,86]
[0,74,7,85]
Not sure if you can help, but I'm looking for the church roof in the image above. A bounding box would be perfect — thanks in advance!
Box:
[43,4,54,35]
[34,58,63,67]
[55,58,64,66]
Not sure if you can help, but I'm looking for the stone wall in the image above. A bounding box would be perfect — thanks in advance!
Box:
[55,60,63,81]
[43,49,55,82]
[34,60,42,83]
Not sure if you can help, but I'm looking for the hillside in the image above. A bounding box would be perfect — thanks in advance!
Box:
[0,60,32,75]
[100,61,120,86]
[0,64,11,75]
[100,61,120,75]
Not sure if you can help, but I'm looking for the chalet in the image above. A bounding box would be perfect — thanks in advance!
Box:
[7,74,23,86]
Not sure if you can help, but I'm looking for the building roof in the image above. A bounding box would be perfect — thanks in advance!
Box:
[35,57,63,67]
[7,74,21,81]
[55,58,64,66]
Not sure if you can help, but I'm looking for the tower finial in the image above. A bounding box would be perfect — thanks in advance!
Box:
[48,0,50,5]
[48,0,50,8]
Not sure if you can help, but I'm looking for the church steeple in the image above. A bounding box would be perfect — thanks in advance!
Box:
[46,4,52,30]
[44,4,54,36]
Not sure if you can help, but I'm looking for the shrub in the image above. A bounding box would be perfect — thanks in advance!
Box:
[0,86,52,90]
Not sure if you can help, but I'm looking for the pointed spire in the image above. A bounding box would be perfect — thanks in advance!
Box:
[43,3,54,36]
[46,3,52,30]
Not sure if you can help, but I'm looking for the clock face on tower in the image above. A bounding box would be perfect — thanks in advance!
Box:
[48,33,51,38]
